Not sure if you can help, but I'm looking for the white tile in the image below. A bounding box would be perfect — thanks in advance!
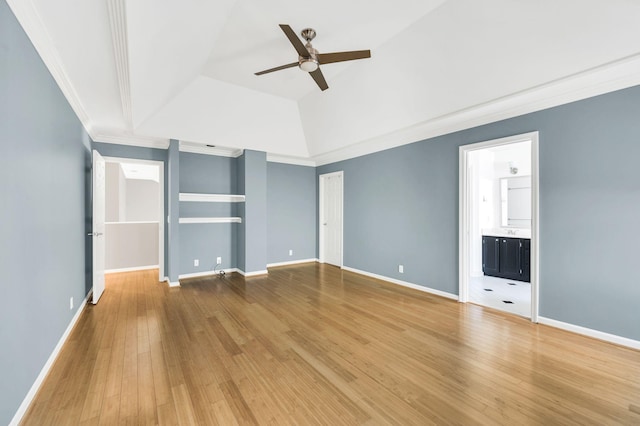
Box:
[469,275,531,317]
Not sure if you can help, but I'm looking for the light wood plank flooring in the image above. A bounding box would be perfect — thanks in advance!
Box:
[22,264,640,425]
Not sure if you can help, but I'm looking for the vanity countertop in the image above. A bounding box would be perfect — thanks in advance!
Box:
[482,228,531,239]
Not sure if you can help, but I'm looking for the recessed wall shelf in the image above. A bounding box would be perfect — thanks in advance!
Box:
[179,217,242,224]
[179,193,245,203]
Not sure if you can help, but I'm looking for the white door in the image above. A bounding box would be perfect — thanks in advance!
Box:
[92,150,106,304]
[320,172,343,267]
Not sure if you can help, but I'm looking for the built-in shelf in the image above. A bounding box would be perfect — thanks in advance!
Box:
[105,221,159,225]
[179,193,245,203]
[179,217,242,224]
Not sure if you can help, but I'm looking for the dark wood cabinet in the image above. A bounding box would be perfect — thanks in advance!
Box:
[482,236,500,276]
[482,235,530,282]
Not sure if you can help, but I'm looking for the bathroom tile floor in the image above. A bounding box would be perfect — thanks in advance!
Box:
[470,275,531,317]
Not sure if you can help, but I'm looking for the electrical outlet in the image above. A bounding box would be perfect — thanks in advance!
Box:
[194,259,199,267]
[399,265,404,274]
[289,249,293,256]
[69,297,74,310]
[217,256,222,265]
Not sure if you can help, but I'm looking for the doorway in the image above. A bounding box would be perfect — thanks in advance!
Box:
[459,132,539,321]
[319,171,343,267]
[103,157,165,281]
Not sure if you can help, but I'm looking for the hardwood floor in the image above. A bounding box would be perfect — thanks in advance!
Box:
[22,264,640,425]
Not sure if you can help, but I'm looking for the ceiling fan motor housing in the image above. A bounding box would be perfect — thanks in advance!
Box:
[299,45,319,72]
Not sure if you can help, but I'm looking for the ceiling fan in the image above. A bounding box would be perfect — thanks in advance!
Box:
[255,24,371,91]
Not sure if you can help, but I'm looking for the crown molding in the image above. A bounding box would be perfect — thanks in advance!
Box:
[312,53,640,166]
[106,0,132,129]
[266,153,316,167]
[179,141,244,157]
[7,0,93,134]
[92,130,170,149]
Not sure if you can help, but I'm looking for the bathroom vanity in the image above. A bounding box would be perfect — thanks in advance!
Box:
[482,230,530,283]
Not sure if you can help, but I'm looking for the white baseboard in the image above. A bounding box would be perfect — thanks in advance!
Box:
[237,269,268,277]
[167,280,180,287]
[341,266,458,301]
[105,265,158,274]
[179,269,238,279]
[538,317,640,350]
[10,293,90,426]
[267,258,318,268]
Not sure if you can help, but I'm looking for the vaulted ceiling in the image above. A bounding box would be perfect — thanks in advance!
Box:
[8,0,640,164]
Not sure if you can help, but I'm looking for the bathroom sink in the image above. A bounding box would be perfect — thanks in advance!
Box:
[481,228,531,239]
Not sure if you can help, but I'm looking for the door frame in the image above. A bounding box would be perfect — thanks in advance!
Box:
[103,156,165,281]
[92,150,106,304]
[318,171,344,267]
[458,131,540,322]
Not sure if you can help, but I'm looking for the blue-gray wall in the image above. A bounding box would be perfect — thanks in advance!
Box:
[267,162,317,264]
[167,139,180,282]
[0,2,91,423]
[237,154,246,272]
[240,150,268,273]
[93,142,169,277]
[179,152,238,274]
[318,84,640,341]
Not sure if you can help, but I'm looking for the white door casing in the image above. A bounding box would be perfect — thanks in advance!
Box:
[103,156,165,281]
[92,150,106,304]
[459,132,540,322]
[319,171,343,267]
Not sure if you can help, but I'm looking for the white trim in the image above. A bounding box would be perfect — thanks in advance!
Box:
[92,131,170,149]
[530,136,540,323]
[458,132,540,322]
[106,0,132,129]
[266,153,316,167]
[538,317,640,351]
[236,269,268,277]
[342,266,458,301]
[179,193,245,203]
[179,217,242,224]
[179,141,243,158]
[179,268,238,279]
[312,54,640,166]
[9,293,90,426]
[167,280,180,287]
[105,265,158,274]
[267,258,318,268]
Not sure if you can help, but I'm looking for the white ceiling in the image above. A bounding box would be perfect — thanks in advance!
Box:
[8,0,640,164]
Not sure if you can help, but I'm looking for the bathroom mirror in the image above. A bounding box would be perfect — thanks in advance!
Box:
[500,176,531,228]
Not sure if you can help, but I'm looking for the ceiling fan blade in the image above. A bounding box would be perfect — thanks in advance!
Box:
[309,68,328,91]
[279,24,309,58]
[255,62,298,76]
[317,50,371,65]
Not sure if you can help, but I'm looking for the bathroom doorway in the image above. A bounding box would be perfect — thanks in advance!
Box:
[459,132,539,320]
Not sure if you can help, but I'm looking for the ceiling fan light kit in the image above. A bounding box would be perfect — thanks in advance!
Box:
[255,24,371,91]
